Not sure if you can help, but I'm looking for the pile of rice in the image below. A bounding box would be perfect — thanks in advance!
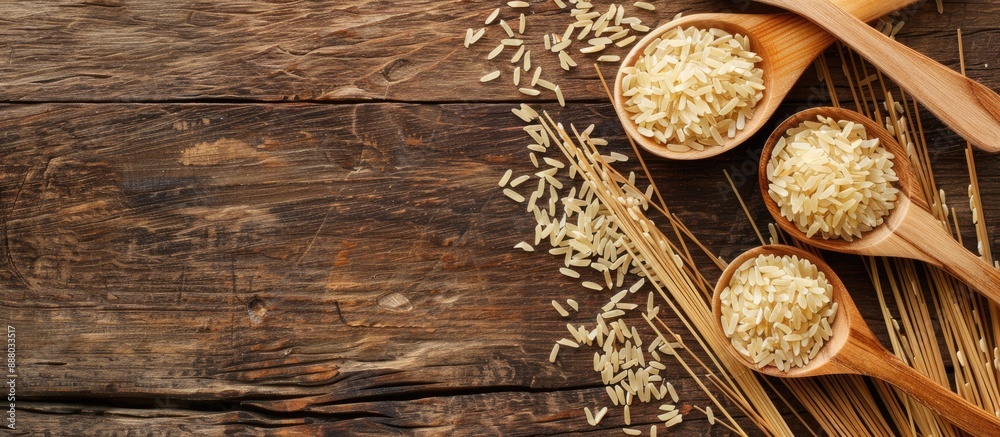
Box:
[766,115,899,241]
[719,253,839,372]
[619,26,764,152]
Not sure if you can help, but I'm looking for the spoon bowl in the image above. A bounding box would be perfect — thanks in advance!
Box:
[758,106,925,256]
[712,245,1000,435]
[614,13,830,160]
[759,106,1000,305]
[711,244,855,378]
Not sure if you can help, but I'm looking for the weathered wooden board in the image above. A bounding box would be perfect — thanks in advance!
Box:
[2,101,997,434]
[0,0,995,103]
[3,0,1000,434]
[0,102,751,435]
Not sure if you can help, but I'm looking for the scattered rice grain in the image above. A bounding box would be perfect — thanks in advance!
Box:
[497,19,514,37]
[487,43,505,60]
[480,70,501,83]
[560,267,580,278]
[510,175,531,187]
[594,406,608,424]
[499,169,513,187]
[486,8,500,25]
[504,188,525,203]
[552,300,570,317]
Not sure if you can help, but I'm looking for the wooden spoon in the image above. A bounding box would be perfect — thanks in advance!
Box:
[757,0,1000,153]
[614,12,834,160]
[613,0,1000,160]
[612,0,916,161]
[759,106,1000,304]
[712,245,1000,436]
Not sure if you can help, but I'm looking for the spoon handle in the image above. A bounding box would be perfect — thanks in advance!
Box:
[862,351,1000,436]
[757,0,1000,152]
[894,207,1000,306]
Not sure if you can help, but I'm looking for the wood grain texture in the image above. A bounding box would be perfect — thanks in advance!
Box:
[4,100,999,434]
[760,0,1000,151]
[0,102,770,434]
[0,0,995,103]
[3,0,1000,434]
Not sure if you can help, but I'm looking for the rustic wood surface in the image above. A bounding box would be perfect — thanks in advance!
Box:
[2,0,999,435]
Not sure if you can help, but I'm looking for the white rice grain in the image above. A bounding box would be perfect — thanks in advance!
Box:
[500,20,515,38]
[620,26,763,150]
[719,253,839,371]
[515,241,534,252]
[510,174,530,187]
[560,267,581,278]
[486,8,500,25]
[487,44,505,60]
[767,115,899,241]
[499,169,513,187]
[504,188,525,203]
[594,406,608,424]
[552,299,570,317]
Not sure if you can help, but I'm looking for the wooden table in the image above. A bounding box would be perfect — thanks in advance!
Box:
[4,0,999,435]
